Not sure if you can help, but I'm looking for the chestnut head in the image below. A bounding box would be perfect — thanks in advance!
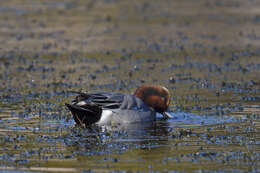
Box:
[134,85,171,117]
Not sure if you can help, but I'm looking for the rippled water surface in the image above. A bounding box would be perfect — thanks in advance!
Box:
[0,0,260,172]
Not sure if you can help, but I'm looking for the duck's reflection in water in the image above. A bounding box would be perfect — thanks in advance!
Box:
[66,120,171,154]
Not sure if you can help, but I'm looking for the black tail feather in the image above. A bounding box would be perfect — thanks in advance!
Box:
[65,103,102,127]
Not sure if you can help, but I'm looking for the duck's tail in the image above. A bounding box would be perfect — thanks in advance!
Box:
[65,103,102,127]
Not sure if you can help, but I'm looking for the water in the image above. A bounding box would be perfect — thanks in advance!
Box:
[0,0,260,172]
[0,89,259,172]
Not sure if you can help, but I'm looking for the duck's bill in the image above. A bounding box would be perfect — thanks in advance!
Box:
[163,111,173,119]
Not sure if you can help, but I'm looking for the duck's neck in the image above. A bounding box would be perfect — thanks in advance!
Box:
[134,85,170,113]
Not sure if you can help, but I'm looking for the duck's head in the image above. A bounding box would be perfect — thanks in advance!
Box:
[134,85,172,118]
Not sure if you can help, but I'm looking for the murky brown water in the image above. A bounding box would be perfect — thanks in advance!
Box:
[0,0,260,172]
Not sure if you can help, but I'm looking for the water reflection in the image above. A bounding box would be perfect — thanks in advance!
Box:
[64,111,242,153]
[168,112,240,127]
[65,120,171,154]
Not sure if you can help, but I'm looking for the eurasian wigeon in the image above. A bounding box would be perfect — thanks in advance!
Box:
[65,85,172,127]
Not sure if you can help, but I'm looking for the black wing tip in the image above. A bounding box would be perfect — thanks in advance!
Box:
[65,103,102,127]
[65,103,71,107]
[65,103,74,111]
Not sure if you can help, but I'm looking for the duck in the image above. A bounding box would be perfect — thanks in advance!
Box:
[65,85,172,128]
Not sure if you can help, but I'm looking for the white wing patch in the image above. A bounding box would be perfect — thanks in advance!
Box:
[76,101,87,106]
[97,110,113,125]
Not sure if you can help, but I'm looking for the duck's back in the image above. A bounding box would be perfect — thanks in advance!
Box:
[98,94,155,125]
[66,91,155,127]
